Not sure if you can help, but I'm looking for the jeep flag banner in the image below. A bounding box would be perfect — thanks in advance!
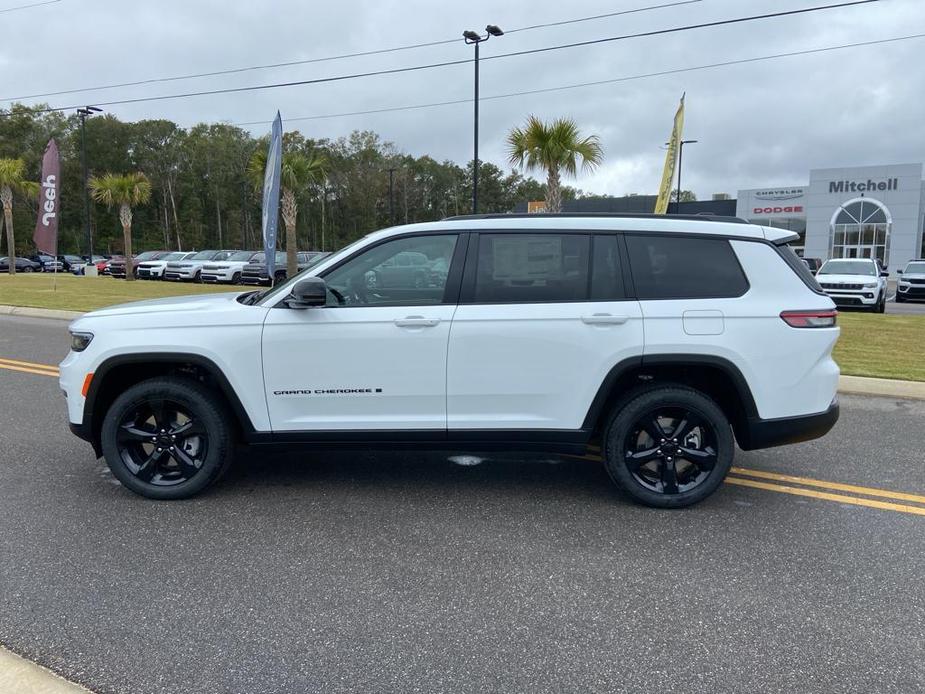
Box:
[33,138,60,255]
[262,112,283,282]
[654,94,685,215]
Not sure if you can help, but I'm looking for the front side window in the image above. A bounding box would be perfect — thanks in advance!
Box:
[473,234,591,303]
[626,234,749,300]
[323,234,458,306]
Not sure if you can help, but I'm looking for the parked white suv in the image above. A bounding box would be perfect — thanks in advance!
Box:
[200,251,262,285]
[164,250,235,282]
[60,214,840,507]
[816,258,888,312]
[137,251,196,280]
[896,259,925,303]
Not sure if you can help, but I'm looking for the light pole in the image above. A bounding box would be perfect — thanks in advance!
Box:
[675,139,697,212]
[463,24,503,215]
[387,167,397,225]
[77,106,103,259]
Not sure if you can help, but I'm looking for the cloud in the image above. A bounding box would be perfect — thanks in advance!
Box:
[5,0,922,198]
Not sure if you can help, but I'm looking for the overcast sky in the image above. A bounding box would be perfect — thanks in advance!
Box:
[3,0,923,197]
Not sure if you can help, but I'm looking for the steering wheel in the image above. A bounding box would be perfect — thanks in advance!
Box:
[346,274,369,305]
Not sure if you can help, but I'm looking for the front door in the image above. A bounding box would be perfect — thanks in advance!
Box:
[262,233,463,432]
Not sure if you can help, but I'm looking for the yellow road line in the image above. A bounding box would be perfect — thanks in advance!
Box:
[726,476,925,517]
[732,466,925,506]
[0,362,59,377]
[0,356,59,374]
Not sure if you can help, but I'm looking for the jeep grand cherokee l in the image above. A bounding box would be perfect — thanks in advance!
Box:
[60,214,840,507]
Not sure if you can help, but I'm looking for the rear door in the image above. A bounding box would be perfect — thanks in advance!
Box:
[446,231,644,431]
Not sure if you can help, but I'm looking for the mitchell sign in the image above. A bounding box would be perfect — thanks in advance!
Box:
[829,178,899,194]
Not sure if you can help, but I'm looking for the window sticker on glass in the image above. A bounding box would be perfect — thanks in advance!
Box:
[491,236,563,283]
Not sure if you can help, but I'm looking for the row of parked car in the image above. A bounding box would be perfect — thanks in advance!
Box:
[112,249,330,285]
[0,253,110,273]
[803,256,925,310]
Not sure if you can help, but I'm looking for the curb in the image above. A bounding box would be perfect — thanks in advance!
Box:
[0,305,82,321]
[838,374,925,400]
[0,646,94,693]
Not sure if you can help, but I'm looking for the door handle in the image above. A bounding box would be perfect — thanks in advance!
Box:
[394,316,441,328]
[581,313,629,325]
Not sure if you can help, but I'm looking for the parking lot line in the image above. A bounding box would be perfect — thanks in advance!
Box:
[0,358,59,377]
[726,476,925,517]
[731,466,925,505]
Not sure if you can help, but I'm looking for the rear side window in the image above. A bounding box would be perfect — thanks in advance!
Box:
[626,234,749,299]
[590,234,626,300]
[474,234,590,303]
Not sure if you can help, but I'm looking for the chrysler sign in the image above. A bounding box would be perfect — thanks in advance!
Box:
[754,188,804,201]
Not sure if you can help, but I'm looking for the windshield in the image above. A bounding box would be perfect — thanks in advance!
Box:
[228,251,255,262]
[905,262,925,274]
[135,252,159,261]
[190,250,217,260]
[257,236,370,305]
[818,260,877,276]
[163,252,187,261]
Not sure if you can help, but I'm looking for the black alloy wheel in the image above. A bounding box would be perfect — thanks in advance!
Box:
[101,377,234,499]
[604,386,734,508]
[232,272,242,285]
[115,399,209,487]
[23,265,34,273]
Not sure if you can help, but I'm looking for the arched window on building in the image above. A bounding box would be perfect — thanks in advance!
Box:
[829,197,891,267]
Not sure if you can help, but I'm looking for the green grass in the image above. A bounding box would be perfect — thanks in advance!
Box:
[834,312,925,382]
[2,275,923,381]
[0,273,240,312]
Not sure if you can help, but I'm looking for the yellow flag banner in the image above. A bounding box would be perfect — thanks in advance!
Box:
[654,94,685,214]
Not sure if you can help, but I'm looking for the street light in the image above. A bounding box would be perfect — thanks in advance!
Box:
[77,106,103,260]
[463,23,503,215]
[668,138,698,212]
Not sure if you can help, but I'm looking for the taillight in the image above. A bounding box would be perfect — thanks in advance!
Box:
[780,309,838,328]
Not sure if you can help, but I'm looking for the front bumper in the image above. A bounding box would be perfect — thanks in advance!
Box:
[241,275,271,286]
[897,283,925,299]
[737,399,839,451]
[164,269,199,281]
[821,290,878,307]
[202,270,236,283]
[137,267,163,279]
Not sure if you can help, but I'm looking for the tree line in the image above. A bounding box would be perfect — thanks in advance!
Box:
[0,104,602,260]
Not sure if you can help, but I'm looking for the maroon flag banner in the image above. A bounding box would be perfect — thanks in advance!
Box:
[33,138,59,255]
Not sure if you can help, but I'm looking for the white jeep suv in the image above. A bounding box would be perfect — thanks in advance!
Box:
[137,251,196,280]
[60,214,840,507]
[816,258,888,312]
[200,250,262,285]
[896,259,925,302]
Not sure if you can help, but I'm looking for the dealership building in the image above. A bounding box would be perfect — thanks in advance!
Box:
[517,162,925,273]
[736,163,925,272]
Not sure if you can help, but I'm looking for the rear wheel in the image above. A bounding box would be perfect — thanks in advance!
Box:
[100,377,235,500]
[23,266,33,273]
[603,385,734,508]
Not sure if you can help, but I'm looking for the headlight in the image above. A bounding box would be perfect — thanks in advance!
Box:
[863,282,878,288]
[70,331,94,352]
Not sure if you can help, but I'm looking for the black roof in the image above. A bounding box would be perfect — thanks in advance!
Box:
[443,212,749,224]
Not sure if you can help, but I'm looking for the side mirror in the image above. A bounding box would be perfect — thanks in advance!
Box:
[285,276,327,309]
[880,271,889,277]
[896,269,903,274]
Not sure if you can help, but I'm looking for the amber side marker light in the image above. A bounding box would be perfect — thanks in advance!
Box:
[81,373,94,397]
[780,309,838,328]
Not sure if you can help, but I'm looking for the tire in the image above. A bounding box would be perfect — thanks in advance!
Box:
[231,272,242,285]
[895,293,906,303]
[877,294,886,313]
[603,385,734,509]
[23,266,33,273]
[100,377,235,500]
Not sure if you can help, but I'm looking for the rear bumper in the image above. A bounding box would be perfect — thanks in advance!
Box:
[737,399,839,451]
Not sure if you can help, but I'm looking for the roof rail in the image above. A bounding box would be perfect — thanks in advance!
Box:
[442,212,749,224]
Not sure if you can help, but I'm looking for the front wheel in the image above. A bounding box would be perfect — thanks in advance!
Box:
[100,377,235,499]
[23,266,33,273]
[603,385,734,508]
[231,272,242,285]
[877,293,887,313]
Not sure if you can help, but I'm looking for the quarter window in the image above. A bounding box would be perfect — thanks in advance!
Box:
[626,234,749,299]
[323,234,458,306]
[473,234,591,303]
[590,234,626,301]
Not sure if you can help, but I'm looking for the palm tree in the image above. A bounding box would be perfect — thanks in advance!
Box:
[248,149,327,278]
[0,158,39,276]
[506,116,603,214]
[88,172,152,281]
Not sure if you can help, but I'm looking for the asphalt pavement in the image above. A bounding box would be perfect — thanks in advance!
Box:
[0,315,923,694]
